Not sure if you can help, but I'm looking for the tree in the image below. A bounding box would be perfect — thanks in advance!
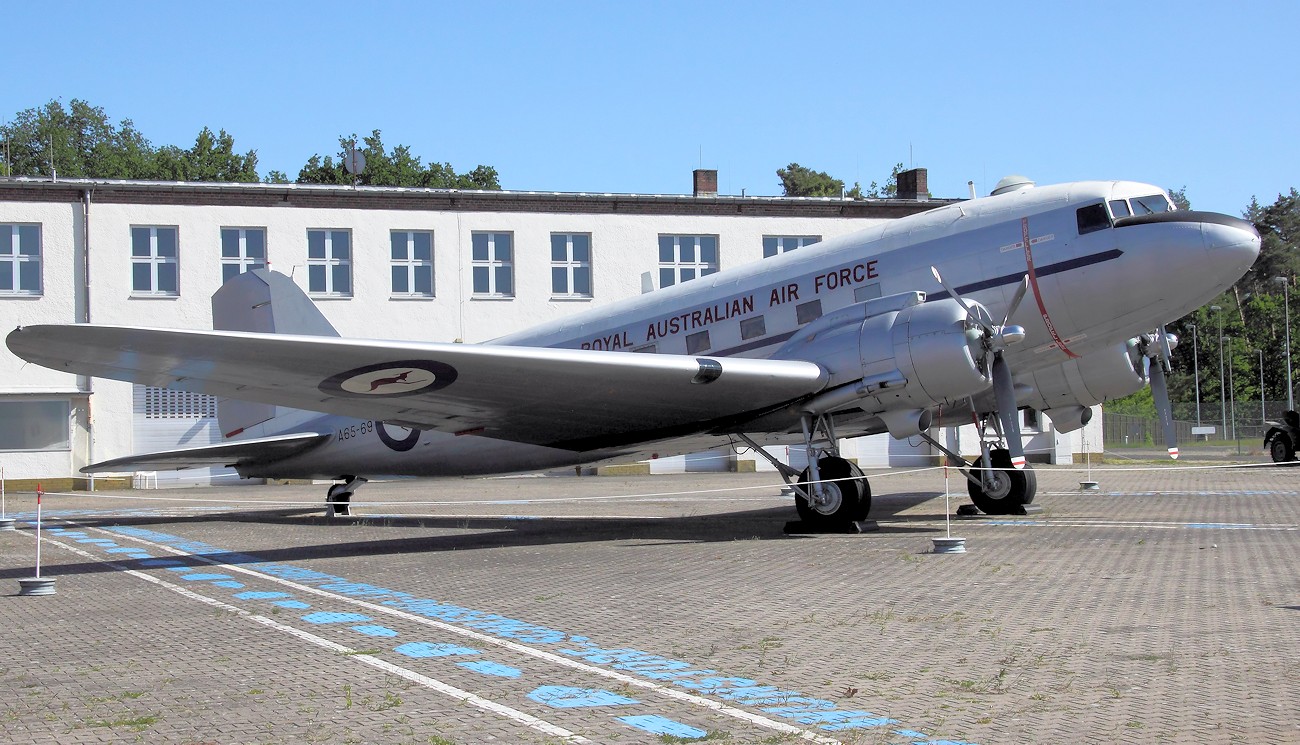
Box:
[296,129,501,189]
[2,99,155,179]
[777,163,844,197]
[153,127,259,182]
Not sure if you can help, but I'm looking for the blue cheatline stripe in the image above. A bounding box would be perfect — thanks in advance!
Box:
[457,660,522,678]
[395,642,479,658]
[617,715,706,738]
[527,686,638,708]
[99,524,974,743]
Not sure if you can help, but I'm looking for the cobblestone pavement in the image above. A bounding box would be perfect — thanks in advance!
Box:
[0,462,1297,744]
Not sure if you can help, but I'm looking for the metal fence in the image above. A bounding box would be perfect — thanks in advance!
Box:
[1102,400,1292,447]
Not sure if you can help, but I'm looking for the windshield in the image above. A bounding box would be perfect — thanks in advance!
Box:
[1130,193,1173,214]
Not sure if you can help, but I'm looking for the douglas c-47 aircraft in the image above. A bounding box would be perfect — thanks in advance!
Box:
[6,178,1260,526]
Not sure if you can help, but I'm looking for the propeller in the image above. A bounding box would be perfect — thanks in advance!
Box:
[1145,326,1180,460]
[932,267,1031,468]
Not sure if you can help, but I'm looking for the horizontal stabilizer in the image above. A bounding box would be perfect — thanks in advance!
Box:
[81,432,331,474]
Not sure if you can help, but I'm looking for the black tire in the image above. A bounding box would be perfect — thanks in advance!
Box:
[1270,433,1295,463]
[326,483,353,517]
[846,461,872,520]
[967,449,1033,515]
[795,456,862,526]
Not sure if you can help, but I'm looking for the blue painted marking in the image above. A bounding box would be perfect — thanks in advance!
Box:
[301,612,371,624]
[893,730,928,739]
[166,566,195,573]
[180,573,234,582]
[139,559,184,568]
[99,524,965,741]
[617,715,705,738]
[211,580,245,589]
[77,539,118,545]
[351,625,398,637]
[233,591,292,600]
[273,600,311,609]
[527,685,638,708]
[457,660,522,678]
[1187,522,1250,529]
[395,642,480,658]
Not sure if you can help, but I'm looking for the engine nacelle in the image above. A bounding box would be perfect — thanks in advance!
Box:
[774,292,990,434]
[1019,340,1147,418]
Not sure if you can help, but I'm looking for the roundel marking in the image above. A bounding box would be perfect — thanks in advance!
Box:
[376,422,421,452]
[319,360,458,399]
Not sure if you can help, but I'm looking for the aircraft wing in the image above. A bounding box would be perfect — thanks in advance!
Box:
[81,432,332,473]
[7,325,827,450]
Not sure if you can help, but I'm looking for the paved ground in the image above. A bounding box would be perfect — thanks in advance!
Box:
[0,461,1297,744]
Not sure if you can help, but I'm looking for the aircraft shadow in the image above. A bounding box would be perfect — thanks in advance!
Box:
[1,492,948,582]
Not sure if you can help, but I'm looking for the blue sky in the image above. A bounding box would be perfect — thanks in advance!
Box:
[4,1,1295,214]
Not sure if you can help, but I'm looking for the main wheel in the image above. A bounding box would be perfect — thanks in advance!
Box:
[846,461,872,520]
[1270,433,1295,463]
[967,449,1034,515]
[795,456,862,527]
[326,482,353,517]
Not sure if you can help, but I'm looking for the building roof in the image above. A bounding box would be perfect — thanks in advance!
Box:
[0,177,957,218]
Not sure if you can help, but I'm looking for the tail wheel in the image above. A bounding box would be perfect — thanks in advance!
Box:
[795,457,862,526]
[967,448,1034,515]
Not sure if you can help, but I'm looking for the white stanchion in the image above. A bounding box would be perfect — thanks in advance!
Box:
[932,464,967,554]
[19,484,56,596]
[0,465,13,531]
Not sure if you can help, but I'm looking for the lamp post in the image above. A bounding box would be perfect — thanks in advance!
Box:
[1273,276,1293,411]
[1212,305,1224,437]
[1190,323,1201,426]
[1226,336,1236,441]
[1259,349,1266,425]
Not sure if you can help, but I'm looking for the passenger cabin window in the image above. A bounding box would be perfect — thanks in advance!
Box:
[1076,203,1110,235]
[686,330,711,354]
[796,300,823,324]
[740,316,766,340]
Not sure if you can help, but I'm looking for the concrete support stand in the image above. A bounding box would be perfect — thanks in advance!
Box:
[0,518,14,531]
[931,536,967,553]
[19,577,56,596]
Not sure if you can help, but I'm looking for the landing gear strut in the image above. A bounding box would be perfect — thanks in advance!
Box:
[918,411,1036,515]
[737,413,871,529]
[326,475,367,517]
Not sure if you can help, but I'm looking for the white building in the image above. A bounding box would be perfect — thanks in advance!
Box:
[0,169,1099,486]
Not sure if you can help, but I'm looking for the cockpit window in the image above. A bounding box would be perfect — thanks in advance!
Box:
[1076,202,1111,235]
[1131,194,1173,214]
[1108,199,1132,218]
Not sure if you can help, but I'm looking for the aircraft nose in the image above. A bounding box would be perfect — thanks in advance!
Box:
[1201,212,1261,271]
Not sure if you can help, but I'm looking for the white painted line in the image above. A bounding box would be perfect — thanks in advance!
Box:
[78,522,844,744]
[35,534,592,744]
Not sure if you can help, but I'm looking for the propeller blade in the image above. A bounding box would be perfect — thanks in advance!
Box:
[1149,361,1179,459]
[1157,324,1174,372]
[992,352,1026,469]
[1001,275,1031,329]
[930,266,978,321]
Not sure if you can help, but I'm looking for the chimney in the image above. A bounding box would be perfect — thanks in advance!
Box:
[693,169,718,197]
[896,168,928,201]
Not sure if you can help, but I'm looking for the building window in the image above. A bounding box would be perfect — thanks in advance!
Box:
[763,235,820,258]
[0,400,70,451]
[551,233,592,298]
[472,232,513,297]
[307,229,351,297]
[131,226,179,296]
[220,227,267,283]
[391,230,434,297]
[658,235,718,288]
[0,224,41,295]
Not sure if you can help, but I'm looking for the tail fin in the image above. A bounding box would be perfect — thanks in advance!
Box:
[212,269,338,437]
